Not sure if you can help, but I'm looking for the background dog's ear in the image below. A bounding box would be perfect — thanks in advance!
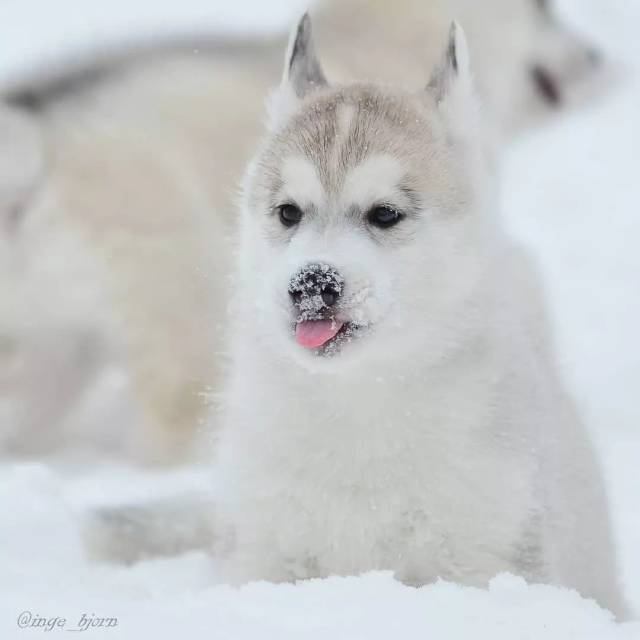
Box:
[283,12,328,99]
[427,22,477,128]
[0,104,44,232]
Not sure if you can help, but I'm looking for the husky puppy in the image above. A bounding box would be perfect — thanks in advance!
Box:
[212,15,626,617]
[0,0,603,463]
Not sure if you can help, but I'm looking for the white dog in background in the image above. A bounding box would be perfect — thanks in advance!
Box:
[0,105,136,459]
[0,0,603,463]
[211,14,626,618]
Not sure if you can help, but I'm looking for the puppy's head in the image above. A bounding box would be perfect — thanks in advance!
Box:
[239,16,494,373]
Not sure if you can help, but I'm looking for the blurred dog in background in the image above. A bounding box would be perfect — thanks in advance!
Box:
[0,0,603,464]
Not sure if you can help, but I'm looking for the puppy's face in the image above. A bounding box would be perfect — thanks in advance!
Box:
[240,20,491,372]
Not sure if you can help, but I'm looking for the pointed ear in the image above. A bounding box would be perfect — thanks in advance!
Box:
[427,22,473,106]
[283,12,328,99]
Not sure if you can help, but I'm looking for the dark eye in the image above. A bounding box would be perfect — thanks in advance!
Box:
[367,205,403,229]
[277,203,303,227]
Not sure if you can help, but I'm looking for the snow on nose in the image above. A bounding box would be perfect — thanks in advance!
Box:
[288,263,344,319]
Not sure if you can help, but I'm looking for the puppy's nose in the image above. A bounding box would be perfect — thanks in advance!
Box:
[288,263,344,316]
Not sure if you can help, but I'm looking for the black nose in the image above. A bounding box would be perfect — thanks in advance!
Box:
[288,263,344,317]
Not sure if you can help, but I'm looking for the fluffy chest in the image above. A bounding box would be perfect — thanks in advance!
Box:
[217,363,537,580]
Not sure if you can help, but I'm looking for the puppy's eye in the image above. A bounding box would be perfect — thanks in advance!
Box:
[277,204,303,227]
[367,205,403,229]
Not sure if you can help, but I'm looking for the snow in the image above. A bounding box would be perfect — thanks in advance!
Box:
[1,0,639,637]
[1,461,638,639]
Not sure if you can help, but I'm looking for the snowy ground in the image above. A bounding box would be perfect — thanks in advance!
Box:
[1,0,639,638]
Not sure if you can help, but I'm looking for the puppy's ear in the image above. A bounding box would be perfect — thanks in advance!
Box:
[0,104,44,231]
[427,22,477,129]
[267,13,328,131]
[283,12,328,99]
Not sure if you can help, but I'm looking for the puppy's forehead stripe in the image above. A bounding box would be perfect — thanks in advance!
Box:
[336,104,356,145]
[277,100,419,210]
[266,86,440,209]
[282,95,394,200]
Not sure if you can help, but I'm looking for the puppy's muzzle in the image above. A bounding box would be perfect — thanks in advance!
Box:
[288,263,344,320]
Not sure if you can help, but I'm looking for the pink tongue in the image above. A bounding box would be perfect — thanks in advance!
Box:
[295,319,344,349]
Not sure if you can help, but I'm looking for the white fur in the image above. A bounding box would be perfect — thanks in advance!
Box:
[343,155,406,208]
[280,156,324,208]
[211,18,626,619]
